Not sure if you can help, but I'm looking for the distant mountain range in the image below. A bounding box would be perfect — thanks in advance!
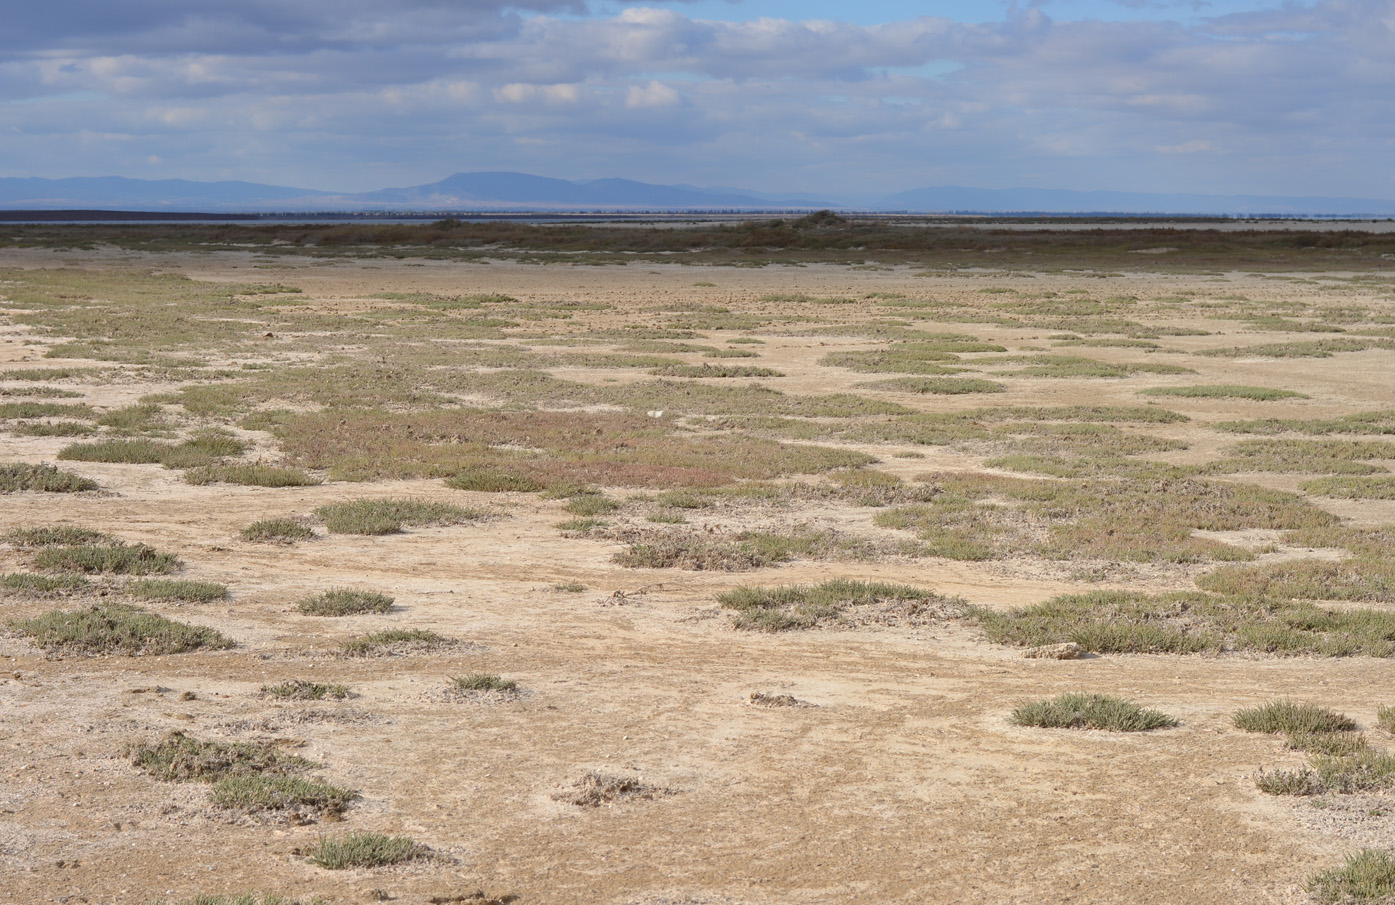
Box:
[2,172,1394,217]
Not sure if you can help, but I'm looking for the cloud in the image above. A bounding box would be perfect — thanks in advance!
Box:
[0,1,1391,201]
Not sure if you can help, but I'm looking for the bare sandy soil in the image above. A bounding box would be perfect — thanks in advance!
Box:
[2,247,1395,905]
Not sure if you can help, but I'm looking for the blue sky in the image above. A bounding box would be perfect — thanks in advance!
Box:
[3,1,1393,201]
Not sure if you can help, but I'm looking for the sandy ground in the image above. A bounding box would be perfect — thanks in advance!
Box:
[2,248,1394,905]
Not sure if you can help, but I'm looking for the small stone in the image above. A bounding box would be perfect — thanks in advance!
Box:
[1022,642,1084,660]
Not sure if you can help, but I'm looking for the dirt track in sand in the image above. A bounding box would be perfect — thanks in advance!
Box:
[2,249,1395,905]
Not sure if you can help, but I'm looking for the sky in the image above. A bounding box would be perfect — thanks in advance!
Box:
[3,0,1394,202]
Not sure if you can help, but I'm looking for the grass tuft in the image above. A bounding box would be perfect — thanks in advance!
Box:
[450,674,519,695]
[1010,692,1178,732]
[184,464,320,487]
[0,463,97,493]
[0,572,90,593]
[127,578,228,602]
[297,589,394,616]
[11,604,232,655]
[1233,700,1358,735]
[261,680,351,700]
[307,832,430,869]
[340,629,450,656]
[315,498,487,535]
[1307,850,1395,904]
[128,731,311,782]
[445,468,542,492]
[240,518,316,543]
[718,578,961,631]
[33,542,179,575]
[210,774,358,818]
[5,525,116,547]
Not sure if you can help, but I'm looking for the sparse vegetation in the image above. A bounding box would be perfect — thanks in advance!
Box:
[449,674,519,697]
[127,578,228,602]
[184,465,320,487]
[0,463,97,493]
[340,629,451,656]
[5,525,114,547]
[308,832,430,869]
[718,579,962,631]
[240,518,316,543]
[552,771,668,807]
[210,774,358,818]
[129,732,312,782]
[1140,385,1307,401]
[33,542,179,575]
[1234,700,1358,735]
[0,572,90,593]
[1009,693,1178,732]
[445,468,542,492]
[973,591,1395,656]
[315,498,487,534]
[297,589,394,616]
[10,604,232,655]
[1307,850,1395,904]
[261,680,351,700]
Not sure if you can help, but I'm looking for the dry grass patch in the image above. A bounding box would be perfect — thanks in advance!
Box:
[0,572,91,594]
[859,377,1007,395]
[277,408,872,486]
[297,589,394,616]
[0,463,97,493]
[315,498,487,535]
[445,468,542,493]
[262,679,351,700]
[613,527,907,572]
[718,578,962,631]
[185,465,320,487]
[307,832,431,869]
[1198,558,1395,604]
[5,525,115,547]
[240,518,316,544]
[1206,439,1395,476]
[973,590,1395,657]
[1302,476,1395,499]
[877,473,1332,563]
[340,629,453,656]
[128,731,313,782]
[10,604,232,655]
[127,578,228,602]
[58,438,173,464]
[210,774,358,819]
[1307,850,1395,904]
[553,772,670,808]
[33,541,179,574]
[1140,385,1307,401]
[1010,693,1177,732]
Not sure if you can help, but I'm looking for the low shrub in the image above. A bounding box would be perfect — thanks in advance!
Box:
[127,578,228,602]
[1234,700,1358,735]
[1307,850,1395,904]
[210,774,357,818]
[10,604,231,655]
[34,542,179,575]
[315,498,486,534]
[240,518,316,543]
[261,680,351,701]
[0,463,97,493]
[184,465,320,487]
[0,572,90,593]
[340,629,450,656]
[308,832,430,869]
[1010,693,1178,732]
[129,731,311,782]
[297,589,394,616]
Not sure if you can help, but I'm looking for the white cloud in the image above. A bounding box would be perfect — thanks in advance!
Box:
[626,80,680,108]
[0,1,1392,200]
